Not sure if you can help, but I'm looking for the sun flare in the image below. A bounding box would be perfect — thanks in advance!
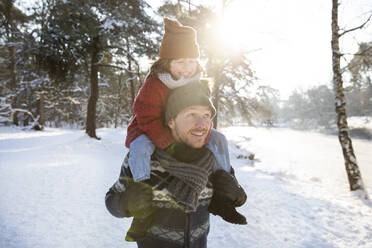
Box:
[217,2,252,51]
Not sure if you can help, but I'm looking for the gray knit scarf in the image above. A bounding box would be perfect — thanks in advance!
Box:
[152,148,214,213]
[158,73,202,89]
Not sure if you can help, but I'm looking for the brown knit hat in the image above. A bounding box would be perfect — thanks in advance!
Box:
[165,79,216,124]
[159,17,200,59]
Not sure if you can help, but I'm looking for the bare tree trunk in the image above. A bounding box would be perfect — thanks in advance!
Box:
[114,73,123,129]
[129,61,135,107]
[212,63,221,129]
[85,37,100,139]
[9,46,19,125]
[125,38,135,107]
[331,0,367,197]
[36,92,45,128]
[136,63,143,91]
[211,0,228,129]
[4,0,19,125]
[11,97,19,125]
[9,46,17,89]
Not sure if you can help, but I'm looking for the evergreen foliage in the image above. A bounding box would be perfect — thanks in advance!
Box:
[0,0,370,131]
[1,0,159,131]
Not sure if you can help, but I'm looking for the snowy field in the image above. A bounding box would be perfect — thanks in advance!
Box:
[1,125,372,248]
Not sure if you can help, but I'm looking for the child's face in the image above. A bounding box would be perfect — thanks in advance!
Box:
[169,58,198,80]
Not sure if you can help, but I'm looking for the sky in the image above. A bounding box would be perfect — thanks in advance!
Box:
[149,0,372,99]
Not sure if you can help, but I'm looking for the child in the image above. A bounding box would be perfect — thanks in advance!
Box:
[125,17,231,181]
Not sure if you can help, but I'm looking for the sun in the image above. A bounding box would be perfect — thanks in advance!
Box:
[204,1,260,57]
[217,1,252,51]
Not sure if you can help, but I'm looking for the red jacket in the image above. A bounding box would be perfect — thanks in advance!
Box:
[125,76,175,149]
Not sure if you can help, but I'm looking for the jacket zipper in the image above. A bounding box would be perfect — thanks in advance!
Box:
[184,213,190,248]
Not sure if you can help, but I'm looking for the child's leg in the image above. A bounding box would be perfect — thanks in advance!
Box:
[127,134,155,181]
[206,129,231,172]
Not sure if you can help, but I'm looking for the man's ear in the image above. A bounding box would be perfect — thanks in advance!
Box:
[168,119,175,129]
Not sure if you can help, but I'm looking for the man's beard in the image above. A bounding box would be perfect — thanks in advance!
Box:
[174,124,207,149]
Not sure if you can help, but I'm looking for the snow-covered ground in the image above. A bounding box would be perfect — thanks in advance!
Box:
[1,125,371,248]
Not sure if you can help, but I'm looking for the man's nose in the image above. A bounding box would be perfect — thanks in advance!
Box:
[195,116,209,128]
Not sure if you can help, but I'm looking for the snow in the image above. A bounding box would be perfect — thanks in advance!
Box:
[348,116,372,130]
[102,18,126,30]
[1,125,372,248]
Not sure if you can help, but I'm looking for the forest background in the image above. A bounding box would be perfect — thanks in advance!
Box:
[1,0,371,139]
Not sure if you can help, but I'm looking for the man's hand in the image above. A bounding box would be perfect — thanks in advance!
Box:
[120,182,154,219]
[209,191,247,225]
[210,170,247,207]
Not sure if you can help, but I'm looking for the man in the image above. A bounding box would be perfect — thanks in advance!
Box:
[105,80,247,248]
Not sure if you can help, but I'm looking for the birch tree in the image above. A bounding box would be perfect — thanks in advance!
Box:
[331,0,370,198]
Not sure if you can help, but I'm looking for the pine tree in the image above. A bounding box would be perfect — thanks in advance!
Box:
[0,0,29,125]
[347,42,372,116]
[31,0,159,136]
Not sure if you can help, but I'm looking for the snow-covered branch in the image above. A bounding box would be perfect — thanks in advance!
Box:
[96,63,137,74]
[339,14,372,37]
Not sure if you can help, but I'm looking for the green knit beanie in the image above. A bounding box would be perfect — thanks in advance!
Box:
[165,79,216,125]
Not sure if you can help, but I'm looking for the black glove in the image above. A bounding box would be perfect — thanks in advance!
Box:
[120,182,153,219]
[210,170,247,207]
[209,192,247,225]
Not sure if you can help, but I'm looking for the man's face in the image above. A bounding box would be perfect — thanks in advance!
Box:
[169,58,198,80]
[168,105,213,148]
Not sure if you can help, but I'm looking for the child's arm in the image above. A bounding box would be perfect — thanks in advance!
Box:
[133,78,175,149]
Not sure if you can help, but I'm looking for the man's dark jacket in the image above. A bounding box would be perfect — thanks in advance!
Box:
[105,150,214,248]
